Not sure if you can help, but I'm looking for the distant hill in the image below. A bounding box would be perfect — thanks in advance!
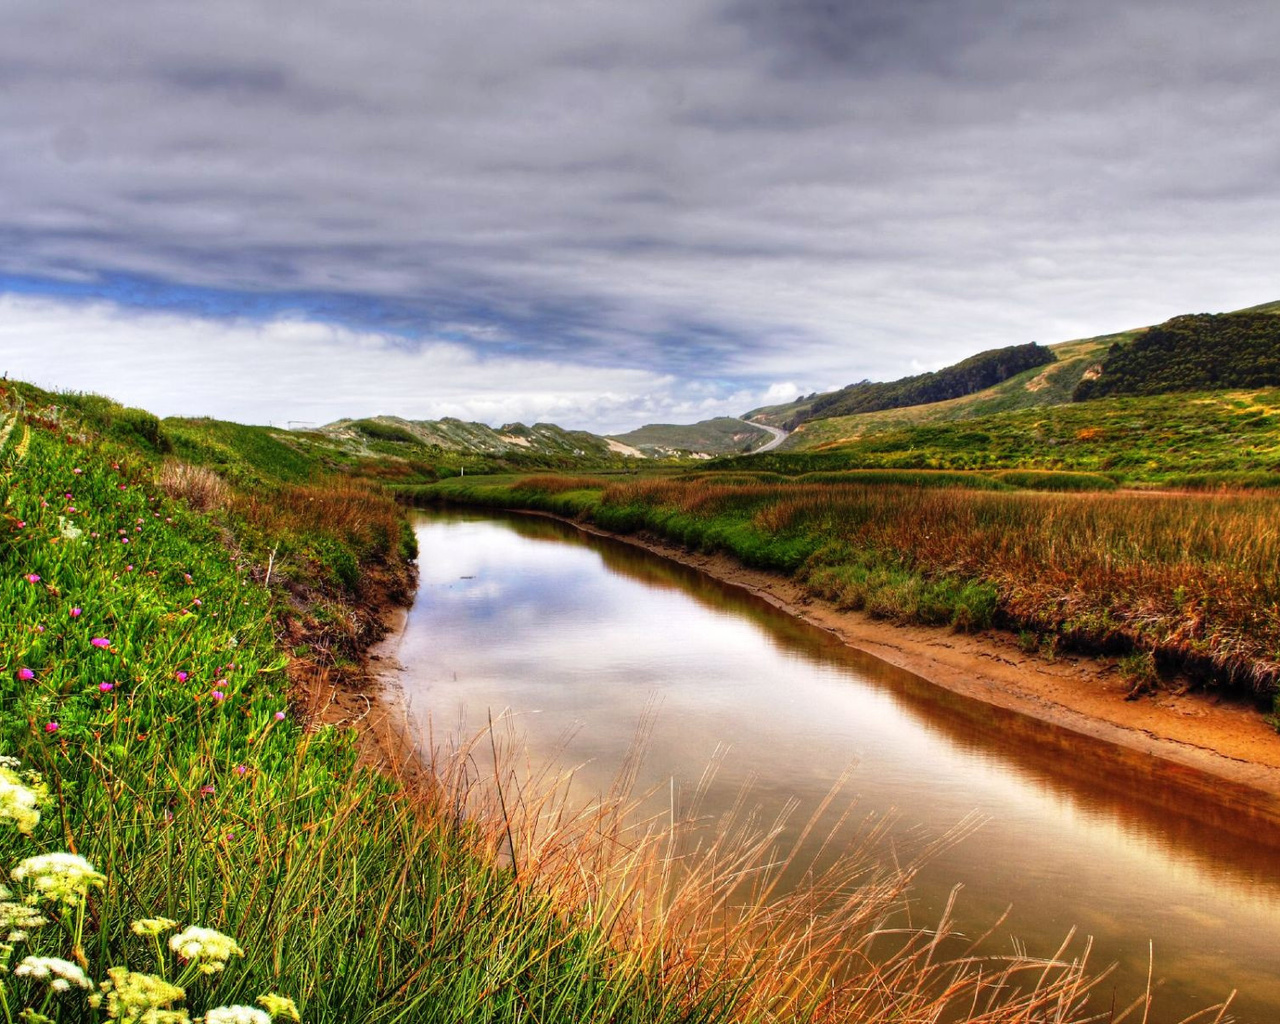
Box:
[747,343,1060,430]
[318,414,774,463]
[1073,311,1280,400]
[608,417,771,457]
[322,416,624,464]
[775,343,1057,429]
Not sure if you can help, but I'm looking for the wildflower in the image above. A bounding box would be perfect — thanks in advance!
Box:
[199,785,215,797]
[0,760,49,835]
[99,682,114,693]
[126,564,134,571]
[35,625,44,633]
[193,599,202,607]
[44,722,58,734]
[234,765,247,776]
[168,925,244,974]
[97,967,186,1020]
[130,916,179,937]
[274,711,286,721]
[0,892,48,940]
[72,468,81,475]
[175,671,188,683]
[70,607,81,617]
[206,1007,270,1024]
[12,852,105,907]
[91,637,110,648]
[211,691,225,703]
[16,521,24,528]
[17,668,34,681]
[24,574,40,584]
[257,994,301,1022]
[14,955,91,991]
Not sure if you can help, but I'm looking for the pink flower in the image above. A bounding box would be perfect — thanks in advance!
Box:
[69,607,81,618]
[99,682,114,693]
[91,637,110,648]
[17,668,34,681]
[64,492,72,500]
[274,711,286,721]
[193,598,202,606]
[44,721,59,734]
[125,564,133,572]
[199,785,215,796]
[234,764,247,776]
[121,538,129,545]
[15,521,24,528]
[211,690,226,702]
[24,573,40,584]
[35,625,45,633]
[72,468,81,475]
[175,671,188,682]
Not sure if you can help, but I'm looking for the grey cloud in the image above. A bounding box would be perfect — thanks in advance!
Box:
[1,0,1280,423]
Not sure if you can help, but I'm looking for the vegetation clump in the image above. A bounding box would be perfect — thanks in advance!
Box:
[1074,311,1280,400]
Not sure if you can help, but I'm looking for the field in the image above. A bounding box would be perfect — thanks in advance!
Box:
[0,383,1131,1022]
[422,472,1280,701]
[745,388,1280,486]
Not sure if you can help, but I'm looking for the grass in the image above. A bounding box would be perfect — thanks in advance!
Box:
[0,382,1170,1023]
[423,473,1280,701]
[767,388,1280,483]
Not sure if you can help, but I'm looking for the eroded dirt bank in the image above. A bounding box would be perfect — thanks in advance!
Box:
[505,509,1280,820]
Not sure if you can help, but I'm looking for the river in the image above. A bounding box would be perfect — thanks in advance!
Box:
[390,509,1280,1022]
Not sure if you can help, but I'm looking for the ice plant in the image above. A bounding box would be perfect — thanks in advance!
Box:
[175,671,188,682]
[211,690,225,703]
[12,852,105,907]
[168,925,244,974]
[99,682,114,693]
[17,667,34,681]
[274,711,286,721]
[44,721,59,734]
[24,573,39,584]
[91,637,110,648]
[69,607,81,617]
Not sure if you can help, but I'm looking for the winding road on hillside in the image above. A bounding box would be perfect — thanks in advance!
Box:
[739,418,788,452]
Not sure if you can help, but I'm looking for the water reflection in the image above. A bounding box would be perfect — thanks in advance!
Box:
[397,509,1280,1022]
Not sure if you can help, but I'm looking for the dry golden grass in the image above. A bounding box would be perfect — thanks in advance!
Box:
[408,714,1235,1024]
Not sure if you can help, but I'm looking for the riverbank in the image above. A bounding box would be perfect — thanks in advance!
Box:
[474,505,1280,821]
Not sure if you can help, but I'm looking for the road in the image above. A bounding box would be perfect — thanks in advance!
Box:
[737,418,788,453]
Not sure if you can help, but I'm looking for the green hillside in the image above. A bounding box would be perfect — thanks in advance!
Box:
[792,342,1056,428]
[608,417,771,457]
[732,388,1280,485]
[1074,311,1280,400]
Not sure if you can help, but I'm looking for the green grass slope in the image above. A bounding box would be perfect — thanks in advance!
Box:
[608,416,772,457]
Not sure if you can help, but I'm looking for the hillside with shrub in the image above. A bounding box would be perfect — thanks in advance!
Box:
[1074,311,1280,400]
[784,342,1056,428]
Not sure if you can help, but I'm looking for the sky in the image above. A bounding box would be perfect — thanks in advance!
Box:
[1,0,1279,432]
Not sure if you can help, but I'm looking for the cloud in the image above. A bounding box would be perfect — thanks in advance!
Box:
[1,0,1279,425]
[0,294,782,433]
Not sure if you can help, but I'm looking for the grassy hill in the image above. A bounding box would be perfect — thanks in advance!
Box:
[608,416,772,457]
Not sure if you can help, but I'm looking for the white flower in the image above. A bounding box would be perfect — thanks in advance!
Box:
[11,852,105,907]
[168,926,244,973]
[98,967,186,1020]
[14,955,91,990]
[204,1007,270,1024]
[131,916,179,937]
[0,899,47,941]
[0,761,49,835]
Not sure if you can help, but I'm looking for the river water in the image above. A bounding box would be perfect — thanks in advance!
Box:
[393,509,1280,1022]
